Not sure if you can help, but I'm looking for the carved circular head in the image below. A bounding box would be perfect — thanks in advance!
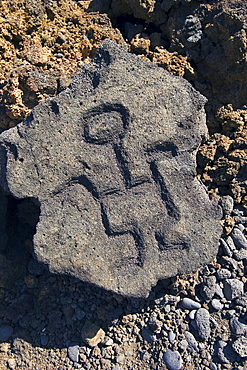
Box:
[84,111,124,144]
[83,103,129,144]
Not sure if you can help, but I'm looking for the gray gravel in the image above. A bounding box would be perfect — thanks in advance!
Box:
[223,278,244,300]
[0,200,246,370]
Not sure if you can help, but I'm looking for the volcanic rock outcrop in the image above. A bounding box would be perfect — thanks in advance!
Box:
[0,40,222,297]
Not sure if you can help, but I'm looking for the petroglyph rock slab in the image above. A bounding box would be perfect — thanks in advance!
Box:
[0,40,222,297]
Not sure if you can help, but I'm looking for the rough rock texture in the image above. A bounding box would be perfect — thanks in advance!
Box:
[90,0,247,210]
[0,40,221,297]
[0,1,246,211]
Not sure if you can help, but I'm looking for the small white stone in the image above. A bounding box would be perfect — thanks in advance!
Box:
[7,359,16,370]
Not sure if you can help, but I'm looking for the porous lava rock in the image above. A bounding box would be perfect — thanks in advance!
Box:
[0,40,222,297]
[0,0,126,130]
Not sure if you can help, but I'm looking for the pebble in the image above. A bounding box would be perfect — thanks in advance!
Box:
[226,236,236,251]
[232,336,247,357]
[225,310,236,319]
[0,325,13,341]
[235,296,247,307]
[223,279,244,300]
[68,344,79,362]
[220,238,233,257]
[7,359,16,370]
[81,321,105,347]
[231,228,247,249]
[189,310,196,320]
[163,349,183,370]
[217,340,238,364]
[116,354,125,364]
[211,298,224,311]
[181,297,201,310]
[184,15,202,45]
[165,295,180,304]
[195,308,211,341]
[185,331,199,352]
[102,336,114,346]
[215,284,224,298]
[140,351,151,362]
[221,256,238,270]
[178,339,188,351]
[201,276,217,300]
[237,224,246,232]
[216,268,231,280]
[230,318,247,335]
[209,316,218,329]
[209,363,217,370]
[233,248,247,261]
[141,327,157,343]
[168,330,176,343]
[220,196,234,215]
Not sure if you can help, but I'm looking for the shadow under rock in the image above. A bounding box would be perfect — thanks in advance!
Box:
[0,194,172,350]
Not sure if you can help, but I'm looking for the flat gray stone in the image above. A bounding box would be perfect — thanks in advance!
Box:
[231,228,247,249]
[220,195,234,215]
[182,297,201,310]
[220,238,233,257]
[0,40,222,298]
[230,318,247,335]
[223,279,244,301]
[195,308,211,341]
[201,275,217,301]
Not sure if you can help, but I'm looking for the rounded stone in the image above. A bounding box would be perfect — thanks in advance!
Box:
[182,298,201,310]
[195,308,211,341]
[211,299,224,311]
[231,228,247,249]
[163,349,183,370]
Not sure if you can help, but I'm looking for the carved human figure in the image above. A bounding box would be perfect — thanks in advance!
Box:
[0,40,221,297]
